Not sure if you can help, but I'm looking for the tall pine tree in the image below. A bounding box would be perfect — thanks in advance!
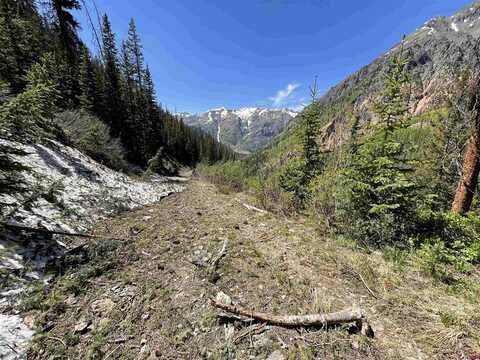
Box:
[101,14,124,137]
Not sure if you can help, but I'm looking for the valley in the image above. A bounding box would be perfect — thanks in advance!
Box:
[2,0,480,359]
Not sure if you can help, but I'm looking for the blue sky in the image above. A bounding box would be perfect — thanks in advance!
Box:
[75,0,472,113]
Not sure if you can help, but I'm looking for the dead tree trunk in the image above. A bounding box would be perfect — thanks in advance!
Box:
[451,75,480,214]
[451,132,480,214]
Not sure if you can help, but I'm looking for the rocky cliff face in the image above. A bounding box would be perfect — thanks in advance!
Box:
[179,107,297,153]
[313,1,480,149]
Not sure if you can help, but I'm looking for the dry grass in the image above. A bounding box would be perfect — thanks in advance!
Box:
[25,179,480,359]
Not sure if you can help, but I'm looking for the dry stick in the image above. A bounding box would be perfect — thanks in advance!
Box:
[349,268,379,300]
[356,272,379,300]
[46,336,66,349]
[1,223,123,241]
[235,199,268,214]
[233,323,266,344]
[104,344,122,360]
[211,239,228,269]
[209,299,374,337]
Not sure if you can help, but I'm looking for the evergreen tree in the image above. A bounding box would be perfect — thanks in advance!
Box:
[126,18,145,89]
[301,76,321,177]
[101,14,124,137]
[337,51,422,246]
[77,46,98,112]
[0,0,46,92]
[50,0,81,62]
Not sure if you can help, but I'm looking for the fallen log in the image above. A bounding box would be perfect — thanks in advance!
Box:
[209,298,374,337]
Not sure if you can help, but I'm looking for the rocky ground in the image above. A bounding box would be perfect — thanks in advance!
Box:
[18,178,480,359]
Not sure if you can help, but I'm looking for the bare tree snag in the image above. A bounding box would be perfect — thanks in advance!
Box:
[452,132,480,214]
[209,298,374,337]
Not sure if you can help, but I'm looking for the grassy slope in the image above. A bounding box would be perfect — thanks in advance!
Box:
[26,179,479,359]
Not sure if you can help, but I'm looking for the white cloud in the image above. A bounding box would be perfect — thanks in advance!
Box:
[269,83,301,105]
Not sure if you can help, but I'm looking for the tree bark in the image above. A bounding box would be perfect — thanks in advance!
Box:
[452,130,480,214]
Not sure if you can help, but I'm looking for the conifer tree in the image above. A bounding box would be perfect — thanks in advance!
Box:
[101,14,124,137]
[50,0,81,62]
[0,0,46,92]
[126,18,145,89]
[338,50,421,245]
[77,46,98,111]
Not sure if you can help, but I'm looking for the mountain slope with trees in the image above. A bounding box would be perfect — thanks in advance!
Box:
[0,0,235,175]
[201,2,480,289]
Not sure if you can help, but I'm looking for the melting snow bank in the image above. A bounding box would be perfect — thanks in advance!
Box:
[0,138,186,359]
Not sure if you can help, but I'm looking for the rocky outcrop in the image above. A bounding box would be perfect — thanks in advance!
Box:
[311,1,480,146]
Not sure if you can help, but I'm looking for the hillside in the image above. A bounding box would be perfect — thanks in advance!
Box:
[179,107,297,153]
[312,1,480,150]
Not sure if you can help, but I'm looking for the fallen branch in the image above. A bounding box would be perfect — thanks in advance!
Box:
[46,336,66,349]
[1,222,123,241]
[235,199,268,214]
[353,270,379,300]
[209,299,373,337]
[233,322,267,344]
[211,239,228,269]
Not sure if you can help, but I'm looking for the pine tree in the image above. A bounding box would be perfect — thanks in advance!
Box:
[101,14,124,137]
[301,76,321,177]
[50,0,81,62]
[0,0,46,92]
[338,50,421,245]
[126,18,145,89]
[77,46,97,111]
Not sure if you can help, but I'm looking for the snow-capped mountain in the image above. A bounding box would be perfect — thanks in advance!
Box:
[178,107,298,153]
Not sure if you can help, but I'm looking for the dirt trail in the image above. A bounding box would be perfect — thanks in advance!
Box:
[26,179,479,359]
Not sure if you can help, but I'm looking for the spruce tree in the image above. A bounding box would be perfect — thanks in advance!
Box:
[77,46,97,111]
[101,14,124,137]
[50,0,81,62]
[126,18,145,89]
[338,52,421,246]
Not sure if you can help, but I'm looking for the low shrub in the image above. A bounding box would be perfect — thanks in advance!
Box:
[54,110,128,171]
[197,161,247,193]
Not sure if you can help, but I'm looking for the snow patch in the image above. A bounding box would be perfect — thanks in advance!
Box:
[451,22,459,32]
[234,107,259,122]
[0,138,185,359]
[0,314,34,359]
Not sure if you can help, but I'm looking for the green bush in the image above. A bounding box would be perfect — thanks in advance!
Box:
[0,83,60,141]
[54,110,128,171]
[0,53,64,142]
[197,161,248,193]
[417,211,480,264]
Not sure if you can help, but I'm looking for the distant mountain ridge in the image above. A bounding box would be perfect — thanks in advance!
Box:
[178,107,298,153]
